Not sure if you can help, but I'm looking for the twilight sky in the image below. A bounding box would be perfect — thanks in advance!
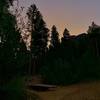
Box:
[19,0,100,35]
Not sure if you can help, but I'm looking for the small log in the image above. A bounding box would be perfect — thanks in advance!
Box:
[28,84,57,91]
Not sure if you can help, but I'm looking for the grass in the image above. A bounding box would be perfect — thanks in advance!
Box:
[0,76,41,100]
[0,76,26,100]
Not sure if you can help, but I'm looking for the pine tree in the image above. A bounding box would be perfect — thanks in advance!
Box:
[61,28,70,44]
[87,22,100,35]
[50,25,60,48]
[0,0,27,82]
[87,22,100,57]
[27,4,49,74]
[63,28,70,39]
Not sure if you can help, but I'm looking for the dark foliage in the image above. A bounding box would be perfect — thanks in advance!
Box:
[27,4,49,74]
[0,0,28,84]
[49,25,60,49]
[40,22,100,85]
[1,1,100,87]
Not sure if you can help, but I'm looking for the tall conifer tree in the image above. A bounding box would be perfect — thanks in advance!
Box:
[0,0,27,82]
[27,4,49,74]
[50,25,60,48]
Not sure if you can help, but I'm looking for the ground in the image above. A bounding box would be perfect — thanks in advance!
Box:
[27,80,100,100]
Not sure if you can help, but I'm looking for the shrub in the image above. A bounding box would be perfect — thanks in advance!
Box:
[39,58,79,85]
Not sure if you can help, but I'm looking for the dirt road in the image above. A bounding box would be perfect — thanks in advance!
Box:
[27,81,100,100]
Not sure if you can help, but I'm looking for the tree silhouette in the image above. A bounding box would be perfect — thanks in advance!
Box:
[87,22,100,57]
[1,1,100,85]
[60,28,72,59]
[27,4,49,74]
[0,0,27,83]
[61,28,70,42]
[49,25,60,49]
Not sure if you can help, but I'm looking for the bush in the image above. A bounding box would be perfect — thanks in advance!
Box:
[79,50,100,80]
[39,58,79,85]
[0,76,26,100]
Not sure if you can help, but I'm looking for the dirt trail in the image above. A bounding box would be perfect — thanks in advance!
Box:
[27,81,100,100]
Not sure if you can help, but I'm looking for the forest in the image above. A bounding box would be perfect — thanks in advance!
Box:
[1,0,100,100]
